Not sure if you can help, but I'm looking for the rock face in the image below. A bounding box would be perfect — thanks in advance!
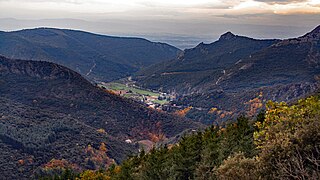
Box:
[0,28,181,82]
[0,56,200,179]
[134,25,320,124]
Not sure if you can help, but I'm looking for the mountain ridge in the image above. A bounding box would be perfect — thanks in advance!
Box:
[134,25,320,124]
[0,28,181,82]
[134,31,279,94]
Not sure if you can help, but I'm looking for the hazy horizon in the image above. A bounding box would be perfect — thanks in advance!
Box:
[1,0,319,48]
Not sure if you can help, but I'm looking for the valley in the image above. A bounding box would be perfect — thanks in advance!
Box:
[0,25,320,179]
[99,81,171,108]
[98,81,215,118]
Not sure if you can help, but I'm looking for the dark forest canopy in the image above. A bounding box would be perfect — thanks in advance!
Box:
[40,95,320,180]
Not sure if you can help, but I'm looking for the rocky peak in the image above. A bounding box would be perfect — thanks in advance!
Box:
[310,25,320,35]
[301,25,320,40]
[273,25,320,47]
[219,31,236,41]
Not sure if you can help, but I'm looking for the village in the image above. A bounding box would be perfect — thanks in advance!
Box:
[98,81,176,110]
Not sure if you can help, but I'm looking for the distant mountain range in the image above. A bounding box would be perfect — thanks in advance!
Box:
[0,28,181,82]
[134,25,320,124]
[0,56,200,178]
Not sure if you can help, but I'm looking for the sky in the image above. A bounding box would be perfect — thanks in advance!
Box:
[0,0,319,48]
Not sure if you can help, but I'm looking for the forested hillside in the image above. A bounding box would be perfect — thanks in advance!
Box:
[0,28,181,82]
[0,56,200,179]
[42,95,320,179]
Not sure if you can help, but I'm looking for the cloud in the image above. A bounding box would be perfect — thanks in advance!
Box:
[0,0,83,3]
[0,0,319,25]
[254,0,308,4]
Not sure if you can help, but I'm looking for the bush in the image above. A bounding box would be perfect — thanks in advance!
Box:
[215,152,258,180]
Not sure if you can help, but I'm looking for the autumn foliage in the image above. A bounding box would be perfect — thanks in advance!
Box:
[245,92,263,116]
[39,95,320,180]
[254,96,320,179]
[84,143,115,170]
[174,106,193,117]
[43,159,80,171]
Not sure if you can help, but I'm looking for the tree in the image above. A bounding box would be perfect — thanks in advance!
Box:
[254,96,320,179]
